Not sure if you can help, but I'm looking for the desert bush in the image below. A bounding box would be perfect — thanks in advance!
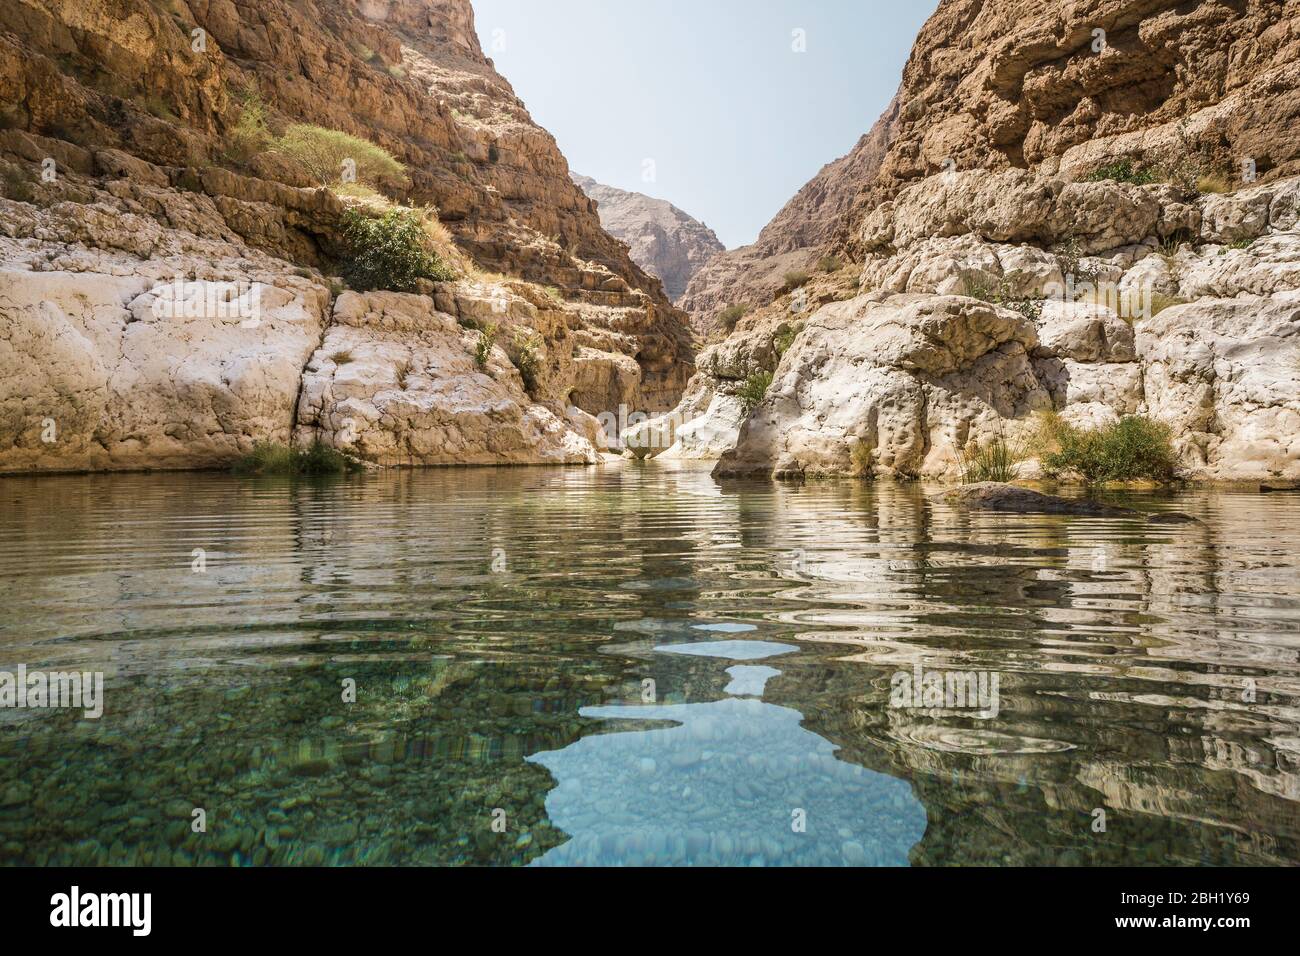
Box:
[958,436,1020,484]
[224,86,273,162]
[274,124,405,187]
[737,369,774,412]
[1083,142,1206,197]
[719,303,750,331]
[1038,415,1177,484]
[233,440,360,477]
[474,321,498,370]
[773,322,803,357]
[782,269,812,292]
[511,331,544,393]
[341,208,456,292]
[1197,173,1233,195]
[850,440,874,479]
[1083,160,1159,186]
[817,255,843,273]
[966,272,1043,323]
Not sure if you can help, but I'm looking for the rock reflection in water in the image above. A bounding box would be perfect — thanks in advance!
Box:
[0,467,1298,866]
[528,640,927,866]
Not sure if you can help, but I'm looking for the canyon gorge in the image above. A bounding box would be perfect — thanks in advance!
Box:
[1,0,1298,482]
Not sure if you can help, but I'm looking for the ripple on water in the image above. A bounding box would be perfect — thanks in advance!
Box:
[0,469,1297,866]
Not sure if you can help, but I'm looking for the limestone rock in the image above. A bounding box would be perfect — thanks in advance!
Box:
[0,264,327,473]
[0,0,696,474]
[293,291,602,466]
[712,295,1051,480]
[1138,293,1300,481]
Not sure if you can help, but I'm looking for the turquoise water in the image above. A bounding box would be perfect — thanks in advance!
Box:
[1,466,1298,866]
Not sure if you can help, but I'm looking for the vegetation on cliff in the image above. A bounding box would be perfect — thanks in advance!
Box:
[341,208,457,293]
[1037,415,1178,485]
[233,441,362,477]
[273,124,407,189]
[959,437,1020,484]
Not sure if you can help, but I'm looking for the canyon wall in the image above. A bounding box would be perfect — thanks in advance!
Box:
[681,106,896,337]
[0,0,693,473]
[649,0,1300,482]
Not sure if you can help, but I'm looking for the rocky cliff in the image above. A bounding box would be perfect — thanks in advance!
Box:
[0,0,693,473]
[638,0,1300,482]
[572,173,725,304]
[680,106,896,336]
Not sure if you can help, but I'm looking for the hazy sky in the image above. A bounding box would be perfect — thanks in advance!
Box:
[472,0,939,250]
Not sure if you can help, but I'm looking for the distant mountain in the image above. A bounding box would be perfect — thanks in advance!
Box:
[573,174,725,304]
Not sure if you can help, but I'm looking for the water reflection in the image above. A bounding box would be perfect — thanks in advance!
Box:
[0,465,1297,866]
[529,640,926,866]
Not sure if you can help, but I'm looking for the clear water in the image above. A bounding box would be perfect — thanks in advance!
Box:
[1,466,1298,866]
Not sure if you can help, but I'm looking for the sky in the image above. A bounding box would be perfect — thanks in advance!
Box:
[472,0,939,250]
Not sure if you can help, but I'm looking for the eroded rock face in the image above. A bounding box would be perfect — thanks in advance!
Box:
[0,0,694,473]
[654,169,1300,483]
[713,294,1051,480]
[572,175,724,304]
[0,263,328,473]
[666,0,1300,483]
[1139,294,1300,479]
[294,291,604,466]
[0,189,648,472]
[684,0,1300,351]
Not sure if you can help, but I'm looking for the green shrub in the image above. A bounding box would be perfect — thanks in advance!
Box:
[233,440,361,477]
[966,272,1042,323]
[274,123,405,187]
[816,255,843,273]
[718,303,750,332]
[958,437,1020,484]
[737,369,774,412]
[474,321,498,370]
[1055,237,1100,286]
[225,86,273,162]
[1039,416,1177,484]
[511,331,544,393]
[773,322,803,357]
[341,208,456,292]
[782,269,812,292]
[1083,160,1159,186]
